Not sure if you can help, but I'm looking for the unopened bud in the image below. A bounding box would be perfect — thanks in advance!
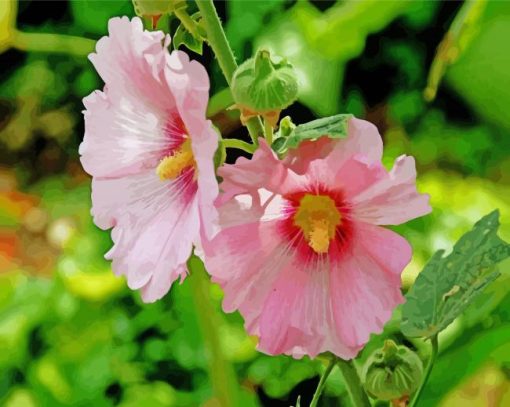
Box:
[231,49,298,127]
[362,340,423,401]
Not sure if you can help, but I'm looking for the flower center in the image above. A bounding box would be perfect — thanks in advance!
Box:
[156,139,195,181]
[293,194,341,254]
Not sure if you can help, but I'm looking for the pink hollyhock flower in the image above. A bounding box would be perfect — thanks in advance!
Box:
[204,118,431,359]
[79,17,218,302]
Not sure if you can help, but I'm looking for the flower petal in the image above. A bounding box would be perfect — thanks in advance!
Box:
[93,170,199,295]
[284,117,383,175]
[218,139,303,205]
[330,223,408,348]
[80,17,178,178]
[257,258,362,359]
[352,155,432,225]
[89,16,169,107]
[164,50,219,240]
[80,90,169,178]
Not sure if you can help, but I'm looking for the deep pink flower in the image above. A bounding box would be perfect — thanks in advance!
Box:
[204,118,431,359]
[79,17,218,302]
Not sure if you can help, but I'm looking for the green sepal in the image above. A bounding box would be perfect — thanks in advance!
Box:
[212,125,226,169]
[401,210,510,338]
[173,12,204,55]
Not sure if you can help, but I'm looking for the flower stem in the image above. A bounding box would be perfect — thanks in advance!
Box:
[187,255,239,407]
[310,356,337,407]
[196,0,264,146]
[408,335,439,407]
[336,358,372,407]
[174,7,201,39]
[223,138,256,154]
[264,118,274,145]
[11,30,95,56]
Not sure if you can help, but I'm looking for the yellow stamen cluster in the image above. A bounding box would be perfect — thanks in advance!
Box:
[156,139,195,181]
[293,194,341,254]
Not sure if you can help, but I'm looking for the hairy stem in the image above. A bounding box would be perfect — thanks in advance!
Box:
[336,358,372,407]
[409,335,439,407]
[196,0,263,145]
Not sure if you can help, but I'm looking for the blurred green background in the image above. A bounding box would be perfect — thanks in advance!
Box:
[1,0,510,406]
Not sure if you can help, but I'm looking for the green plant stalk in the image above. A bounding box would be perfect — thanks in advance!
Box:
[223,138,256,154]
[264,118,273,145]
[336,358,372,407]
[174,7,201,39]
[310,356,337,407]
[12,30,95,56]
[196,0,264,146]
[409,335,439,407]
[187,256,239,407]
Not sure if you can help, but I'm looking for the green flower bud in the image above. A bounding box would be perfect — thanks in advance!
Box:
[362,340,423,401]
[132,0,185,17]
[231,49,298,126]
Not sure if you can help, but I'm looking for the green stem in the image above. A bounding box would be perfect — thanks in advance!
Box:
[11,30,95,56]
[310,356,337,407]
[264,119,273,145]
[174,7,201,39]
[196,0,264,145]
[223,138,256,154]
[187,255,239,407]
[409,335,439,407]
[336,358,372,407]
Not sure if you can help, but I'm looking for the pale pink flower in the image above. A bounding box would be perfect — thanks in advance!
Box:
[79,17,218,302]
[204,118,431,359]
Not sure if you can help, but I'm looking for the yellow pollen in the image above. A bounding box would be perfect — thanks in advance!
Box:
[156,139,195,181]
[293,194,341,254]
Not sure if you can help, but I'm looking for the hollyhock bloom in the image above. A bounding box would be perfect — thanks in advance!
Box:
[204,118,431,359]
[79,17,218,302]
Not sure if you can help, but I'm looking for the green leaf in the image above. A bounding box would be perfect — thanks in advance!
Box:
[401,210,510,338]
[274,114,352,153]
[173,12,203,55]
